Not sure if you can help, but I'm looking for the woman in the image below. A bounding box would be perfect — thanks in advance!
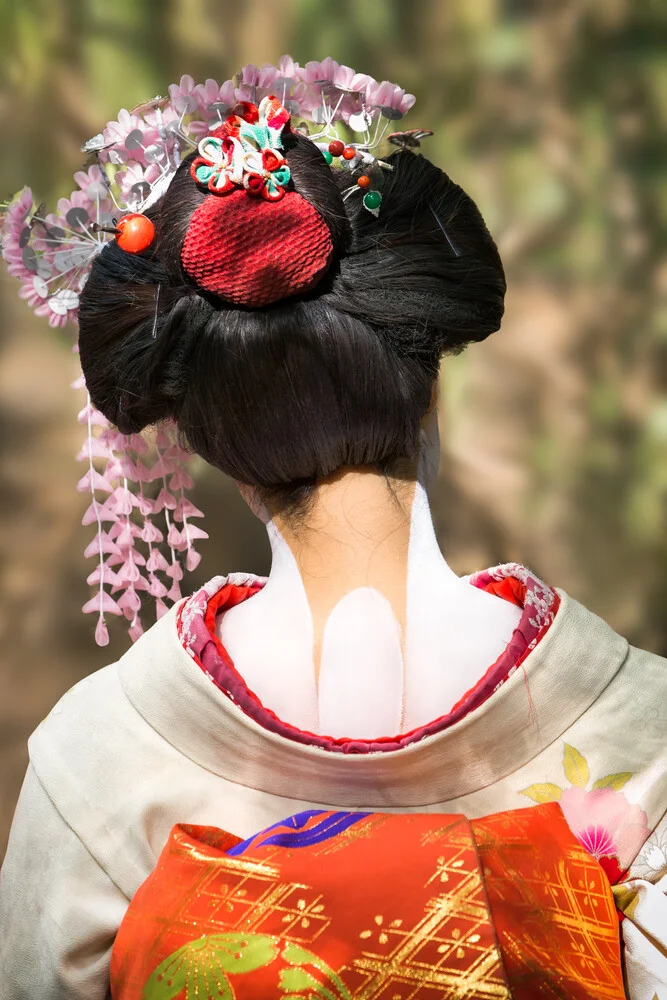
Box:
[0,59,665,1000]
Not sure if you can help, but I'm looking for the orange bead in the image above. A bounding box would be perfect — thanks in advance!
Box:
[342,146,357,160]
[116,214,155,254]
[357,175,371,189]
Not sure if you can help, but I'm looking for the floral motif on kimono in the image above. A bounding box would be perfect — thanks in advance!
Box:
[521,742,651,884]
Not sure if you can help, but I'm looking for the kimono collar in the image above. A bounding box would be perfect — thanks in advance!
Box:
[117,564,629,808]
[174,563,559,753]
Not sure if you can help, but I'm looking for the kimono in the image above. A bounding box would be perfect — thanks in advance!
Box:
[0,562,665,999]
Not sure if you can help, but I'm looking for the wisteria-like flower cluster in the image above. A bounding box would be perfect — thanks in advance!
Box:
[0,55,416,645]
[74,381,207,646]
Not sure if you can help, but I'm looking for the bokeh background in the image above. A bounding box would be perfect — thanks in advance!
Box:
[1,0,666,861]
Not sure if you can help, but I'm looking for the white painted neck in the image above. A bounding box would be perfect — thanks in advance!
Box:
[219,467,522,738]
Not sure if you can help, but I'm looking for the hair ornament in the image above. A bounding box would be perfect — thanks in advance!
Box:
[92,213,156,253]
[333,129,434,217]
[191,95,292,201]
[387,129,434,150]
[0,55,422,646]
[182,93,333,305]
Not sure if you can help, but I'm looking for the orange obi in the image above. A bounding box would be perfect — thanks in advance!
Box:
[110,802,625,1000]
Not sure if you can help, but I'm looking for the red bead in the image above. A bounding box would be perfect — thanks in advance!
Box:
[115,214,155,254]
[342,146,357,160]
[357,175,371,189]
[328,140,345,157]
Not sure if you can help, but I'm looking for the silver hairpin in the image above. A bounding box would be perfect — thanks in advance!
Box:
[151,283,161,339]
[429,203,460,257]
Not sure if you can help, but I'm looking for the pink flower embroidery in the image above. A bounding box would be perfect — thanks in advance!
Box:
[521,742,652,882]
[559,786,650,870]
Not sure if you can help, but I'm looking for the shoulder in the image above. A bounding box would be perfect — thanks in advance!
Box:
[27,607,195,895]
[558,594,667,780]
[29,658,142,772]
[611,637,667,735]
[29,598,187,781]
[0,764,129,1000]
[25,598,253,897]
[27,660,160,896]
[626,637,667,677]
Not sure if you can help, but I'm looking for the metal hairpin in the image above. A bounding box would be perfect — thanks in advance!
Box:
[151,284,161,339]
[429,203,461,257]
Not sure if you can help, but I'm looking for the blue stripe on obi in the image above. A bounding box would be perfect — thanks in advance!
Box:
[227,809,370,856]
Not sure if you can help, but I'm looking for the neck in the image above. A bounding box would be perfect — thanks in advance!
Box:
[222,463,523,737]
[267,466,455,673]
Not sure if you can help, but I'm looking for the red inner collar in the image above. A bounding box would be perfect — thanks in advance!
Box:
[177,570,560,754]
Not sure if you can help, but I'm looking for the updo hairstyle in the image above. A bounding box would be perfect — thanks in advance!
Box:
[78,128,506,511]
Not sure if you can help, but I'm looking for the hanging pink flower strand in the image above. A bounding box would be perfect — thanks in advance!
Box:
[74,378,207,646]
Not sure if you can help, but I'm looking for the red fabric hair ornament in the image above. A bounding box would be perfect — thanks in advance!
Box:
[182,191,333,307]
[182,95,333,306]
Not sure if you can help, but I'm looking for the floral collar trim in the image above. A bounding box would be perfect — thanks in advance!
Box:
[176,562,560,754]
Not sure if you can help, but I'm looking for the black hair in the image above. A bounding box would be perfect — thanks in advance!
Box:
[78,130,505,512]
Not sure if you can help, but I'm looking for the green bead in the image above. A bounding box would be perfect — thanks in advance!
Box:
[363,190,382,210]
[322,150,334,165]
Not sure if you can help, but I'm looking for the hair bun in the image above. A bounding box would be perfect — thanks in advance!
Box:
[78,141,506,503]
[181,188,333,307]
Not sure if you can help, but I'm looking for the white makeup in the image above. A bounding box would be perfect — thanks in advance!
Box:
[402,481,521,730]
[318,588,403,739]
[218,519,319,730]
[221,412,523,736]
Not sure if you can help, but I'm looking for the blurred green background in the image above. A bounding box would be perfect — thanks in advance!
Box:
[1,0,666,860]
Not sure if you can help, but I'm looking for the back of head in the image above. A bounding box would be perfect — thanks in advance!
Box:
[77,91,506,510]
[1,60,509,642]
